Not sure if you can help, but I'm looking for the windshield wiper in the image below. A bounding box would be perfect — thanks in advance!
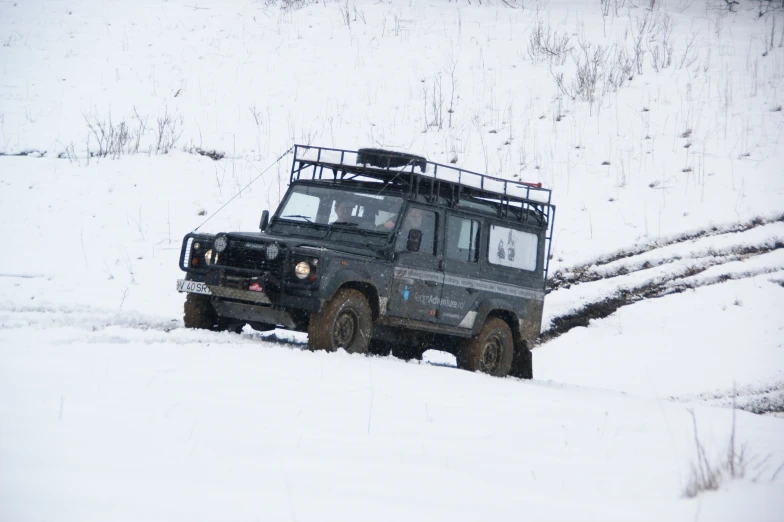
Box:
[282,214,313,223]
[332,221,359,227]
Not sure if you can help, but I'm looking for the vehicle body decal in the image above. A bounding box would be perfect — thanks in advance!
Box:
[393,267,544,302]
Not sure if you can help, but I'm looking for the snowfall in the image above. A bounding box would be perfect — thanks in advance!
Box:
[1,0,783,520]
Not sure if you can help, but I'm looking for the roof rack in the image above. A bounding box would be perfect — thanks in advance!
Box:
[290,145,553,205]
[289,144,556,282]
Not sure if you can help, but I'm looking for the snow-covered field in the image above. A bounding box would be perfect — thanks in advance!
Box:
[1,0,783,520]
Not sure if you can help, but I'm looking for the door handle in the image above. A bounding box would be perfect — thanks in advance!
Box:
[425,280,438,287]
[466,287,478,294]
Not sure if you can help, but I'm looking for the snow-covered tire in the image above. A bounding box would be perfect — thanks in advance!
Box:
[457,317,514,377]
[184,293,217,330]
[308,288,372,354]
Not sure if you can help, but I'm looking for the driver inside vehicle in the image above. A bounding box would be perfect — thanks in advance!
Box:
[333,201,358,224]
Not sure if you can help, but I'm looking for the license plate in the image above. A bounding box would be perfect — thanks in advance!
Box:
[177,279,212,295]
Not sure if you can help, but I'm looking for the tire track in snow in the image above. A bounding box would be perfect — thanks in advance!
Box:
[670,382,784,417]
[0,301,307,348]
[539,222,784,344]
[548,213,784,293]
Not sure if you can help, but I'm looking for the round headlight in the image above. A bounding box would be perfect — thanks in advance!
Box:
[266,243,280,260]
[294,261,311,279]
[193,242,201,250]
[214,235,228,253]
[204,249,215,264]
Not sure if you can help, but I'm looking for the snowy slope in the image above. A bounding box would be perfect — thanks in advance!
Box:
[1,0,783,520]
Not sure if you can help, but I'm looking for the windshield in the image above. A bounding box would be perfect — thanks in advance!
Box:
[276,184,404,233]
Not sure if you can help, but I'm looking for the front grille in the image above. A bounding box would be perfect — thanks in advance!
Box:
[217,241,283,274]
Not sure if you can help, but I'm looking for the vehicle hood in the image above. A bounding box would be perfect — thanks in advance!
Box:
[224,231,385,259]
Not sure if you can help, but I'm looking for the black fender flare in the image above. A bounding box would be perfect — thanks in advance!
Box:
[471,297,520,337]
[321,268,381,315]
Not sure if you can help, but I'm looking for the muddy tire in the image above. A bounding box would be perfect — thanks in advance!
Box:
[184,293,244,333]
[184,293,217,330]
[457,317,514,377]
[308,288,372,354]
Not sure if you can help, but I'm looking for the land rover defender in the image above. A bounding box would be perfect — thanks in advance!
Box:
[177,145,555,378]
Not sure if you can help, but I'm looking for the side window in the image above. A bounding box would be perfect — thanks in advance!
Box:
[396,208,437,255]
[447,216,480,262]
[488,224,538,271]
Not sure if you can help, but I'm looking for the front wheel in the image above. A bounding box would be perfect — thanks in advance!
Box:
[184,293,217,330]
[457,317,514,377]
[183,293,244,333]
[308,288,372,354]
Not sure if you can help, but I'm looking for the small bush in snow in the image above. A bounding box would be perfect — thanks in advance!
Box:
[684,409,747,498]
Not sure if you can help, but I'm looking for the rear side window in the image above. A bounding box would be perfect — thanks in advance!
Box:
[447,216,480,262]
[488,225,538,271]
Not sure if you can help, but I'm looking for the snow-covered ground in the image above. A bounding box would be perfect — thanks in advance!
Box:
[1,0,783,520]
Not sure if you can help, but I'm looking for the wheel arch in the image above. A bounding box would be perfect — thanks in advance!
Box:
[335,281,381,320]
[473,299,519,338]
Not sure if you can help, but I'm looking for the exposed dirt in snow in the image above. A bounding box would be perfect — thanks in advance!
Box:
[540,222,784,345]
[547,214,784,293]
[671,382,784,417]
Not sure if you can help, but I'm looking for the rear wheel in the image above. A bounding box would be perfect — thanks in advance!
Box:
[308,288,372,354]
[457,317,514,377]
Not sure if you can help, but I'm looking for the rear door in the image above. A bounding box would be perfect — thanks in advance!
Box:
[438,212,484,328]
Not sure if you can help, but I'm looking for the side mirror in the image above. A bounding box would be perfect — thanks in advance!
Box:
[259,210,269,231]
[406,229,422,252]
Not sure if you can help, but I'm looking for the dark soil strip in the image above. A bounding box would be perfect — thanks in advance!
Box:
[194,148,225,161]
[547,214,784,293]
[0,150,47,157]
[670,383,784,416]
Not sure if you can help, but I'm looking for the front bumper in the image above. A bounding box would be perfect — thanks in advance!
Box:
[211,300,298,329]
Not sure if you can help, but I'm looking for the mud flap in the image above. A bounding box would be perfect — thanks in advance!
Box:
[509,340,533,379]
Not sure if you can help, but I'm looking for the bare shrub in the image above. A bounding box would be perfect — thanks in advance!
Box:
[527,20,573,65]
[647,13,674,72]
[570,39,610,109]
[262,0,315,10]
[684,409,747,498]
[84,113,144,159]
[631,10,653,75]
[83,106,182,158]
[756,0,784,17]
[155,107,184,154]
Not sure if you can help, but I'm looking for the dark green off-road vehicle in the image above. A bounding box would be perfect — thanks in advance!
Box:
[177,145,555,378]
